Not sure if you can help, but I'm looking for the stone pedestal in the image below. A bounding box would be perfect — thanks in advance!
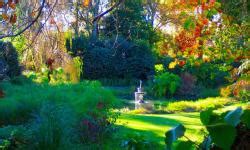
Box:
[135,91,145,109]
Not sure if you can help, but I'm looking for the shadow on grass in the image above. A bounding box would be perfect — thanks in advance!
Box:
[115,124,166,150]
[116,113,205,146]
[119,113,201,127]
[115,113,204,149]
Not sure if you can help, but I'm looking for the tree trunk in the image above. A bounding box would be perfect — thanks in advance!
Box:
[91,0,100,40]
[74,0,80,37]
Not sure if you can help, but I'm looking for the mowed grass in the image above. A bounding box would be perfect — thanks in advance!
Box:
[117,112,203,149]
[116,103,248,149]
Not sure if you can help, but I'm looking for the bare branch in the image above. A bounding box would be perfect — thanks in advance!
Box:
[93,0,125,23]
[21,0,59,53]
[0,0,46,39]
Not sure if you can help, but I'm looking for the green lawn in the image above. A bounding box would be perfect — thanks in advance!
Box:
[117,112,203,149]
[116,103,248,149]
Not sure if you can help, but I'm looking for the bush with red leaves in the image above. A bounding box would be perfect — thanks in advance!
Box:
[176,31,197,51]
[176,72,198,99]
[46,58,55,71]
[78,100,120,143]
[79,112,119,143]
[231,80,250,101]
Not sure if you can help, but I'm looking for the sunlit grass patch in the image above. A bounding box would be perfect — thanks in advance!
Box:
[117,113,203,148]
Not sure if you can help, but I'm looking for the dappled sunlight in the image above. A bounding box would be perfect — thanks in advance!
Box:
[117,113,204,138]
[117,112,206,147]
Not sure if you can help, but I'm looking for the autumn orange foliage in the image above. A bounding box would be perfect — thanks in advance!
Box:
[2,13,9,21]
[0,1,4,8]
[10,14,17,24]
[176,30,197,51]
[9,2,16,9]
[83,0,91,7]
[1,0,19,24]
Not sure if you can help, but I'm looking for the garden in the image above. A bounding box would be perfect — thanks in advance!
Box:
[0,0,249,150]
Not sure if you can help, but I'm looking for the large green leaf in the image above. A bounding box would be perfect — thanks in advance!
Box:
[224,107,243,127]
[207,124,236,150]
[200,108,213,125]
[241,109,250,129]
[165,124,186,150]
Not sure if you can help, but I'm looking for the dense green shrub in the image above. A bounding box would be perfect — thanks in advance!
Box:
[0,81,118,126]
[66,34,88,57]
[197,87,220,98]
[157,59,231,89]
[184,62,230,88]
[0,41,20,79]
[155,58,230,99]
[0,80,120,147]
[151,72,181,98]
[99,78,138,86]
[83,37,155,80]
[84,47,113,79]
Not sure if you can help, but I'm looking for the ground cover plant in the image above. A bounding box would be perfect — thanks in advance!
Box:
[154,97,235,113]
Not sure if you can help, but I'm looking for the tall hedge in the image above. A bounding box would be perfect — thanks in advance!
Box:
[83,37,155,80]
[0,41,20,79]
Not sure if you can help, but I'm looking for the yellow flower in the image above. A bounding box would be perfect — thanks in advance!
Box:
[169,60,177,69]
[155,64,164,73]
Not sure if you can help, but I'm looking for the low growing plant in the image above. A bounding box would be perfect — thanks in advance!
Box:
[121,132,158,150]
[153,97,233,113]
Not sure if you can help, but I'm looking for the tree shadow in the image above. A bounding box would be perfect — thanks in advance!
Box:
[119,113,202,127]
[117,113,205,144]
[115,124,166,150]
